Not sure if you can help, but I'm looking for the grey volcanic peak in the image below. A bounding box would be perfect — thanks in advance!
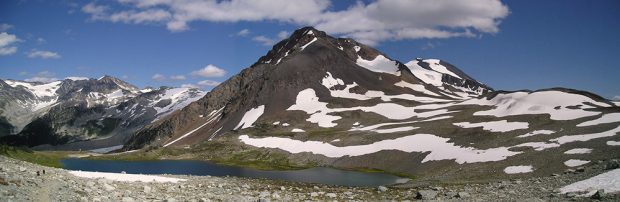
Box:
[0,76,205,150]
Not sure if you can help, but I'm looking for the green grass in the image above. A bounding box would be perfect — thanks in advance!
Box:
[0,144,67,168]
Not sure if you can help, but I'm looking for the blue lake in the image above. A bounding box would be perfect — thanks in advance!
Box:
[61,158,407,187]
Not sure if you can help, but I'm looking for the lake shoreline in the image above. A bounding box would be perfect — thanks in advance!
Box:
[3,154,620,201]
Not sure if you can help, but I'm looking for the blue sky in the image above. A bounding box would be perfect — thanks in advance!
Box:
[0,0,619,99]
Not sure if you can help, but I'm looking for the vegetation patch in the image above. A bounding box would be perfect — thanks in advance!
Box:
[0,144,67,168]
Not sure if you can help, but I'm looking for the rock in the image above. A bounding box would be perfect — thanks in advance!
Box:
[272,192,280,199]
[280,186,286,191]
[256,198,268,202]
[378,186,388,192]
[259,191,270,198]
[164,198,177,202]
[457,192,470,198]
[103,183,115,191]
[241,184,250,189]
[416,190,438,200]
[121,197,134,202]
[576,167,585,172]
[86,181,95,187]
[326,193,337,198]
[605,160,620,170]
[445,191,458,198]
[199,198,209,202]
[19,167,26,172]
[310,192,319,197]
[591,189,605,200]
[564,169,576,174]
[143,185,151,194]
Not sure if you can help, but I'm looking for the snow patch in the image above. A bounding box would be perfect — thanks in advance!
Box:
[564,148,593,154]
[69,171,185,183]
[65,77,89,81]
[551,125,620,144]
[464,91,607,120]
[356,55,400,75]
[517,130,555,138]
[234,105,266,130]
[564,159,590,167]
[577,113,620,127]
[504,165,534,174]
[453,120,529,132]
[608,141,620,146]
[291,128,305,132]
[239,134,520,164]
[394,81,440,97]
[423,59,462,79]
[560,168,620,194]
[300,37,317,50]
[404,61,444,86]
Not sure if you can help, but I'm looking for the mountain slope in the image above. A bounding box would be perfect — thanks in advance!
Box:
[0,76,205,151]
[122,27,620,182]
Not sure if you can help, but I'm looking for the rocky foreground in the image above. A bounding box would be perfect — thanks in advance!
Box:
[0,155,618,201]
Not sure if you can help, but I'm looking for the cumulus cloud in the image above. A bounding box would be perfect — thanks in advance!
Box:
[152,73,166,81]
[0,32,20,56]
[181,83,199,89]
[613,95,620,101]
[252,35,275,46]
[27,49,61,59]
[191,64,226,77]
[169,75,186,80]
[81,0,509,45]
[236,29,250,37]
[24,71,59,83]
[0,23,13,32]
[252,30,290,46]
[197,80,220,87]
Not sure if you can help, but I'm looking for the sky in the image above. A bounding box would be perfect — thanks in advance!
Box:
[0,0,619,99]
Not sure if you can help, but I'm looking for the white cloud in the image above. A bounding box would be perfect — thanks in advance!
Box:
[152,73,166,81]
[36,37,46,44]
[0,23,13,32]
[181,83,200,89]
[191,64,226,78]
[252,35,275,46]
[277,31,290,40]
[24,71,59,83]
[613,96,620,101]
[236,29,250,37]
[0,32,20,56]
[27,49,61,59]
[169,75,186,80]
[197,80,220,87]
[81,0,509,45]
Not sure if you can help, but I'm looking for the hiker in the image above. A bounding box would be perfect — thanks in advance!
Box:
[36,171,40,176]
[42,169,45,174]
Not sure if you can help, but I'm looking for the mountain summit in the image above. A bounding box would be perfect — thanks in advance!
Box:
[121,27,619,182]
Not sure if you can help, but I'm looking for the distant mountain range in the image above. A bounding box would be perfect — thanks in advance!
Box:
[0,76,204,151]
[2,27,619,182]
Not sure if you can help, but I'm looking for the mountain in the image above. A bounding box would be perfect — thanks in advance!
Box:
[122,27,620,182]
[0,76,205,151]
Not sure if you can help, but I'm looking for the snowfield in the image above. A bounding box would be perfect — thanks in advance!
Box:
[356,55,400,76]
[287,88,453,128]
[503,165,534,174]
[463,91,607,120]
[235,105,266,130]
[560,168,620,194]
[577,113,620,127]
[69,171,185,183]
[453,120,529,132]
[239,134,520,164]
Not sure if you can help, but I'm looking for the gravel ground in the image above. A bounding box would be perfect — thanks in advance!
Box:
[1,155,618,201]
